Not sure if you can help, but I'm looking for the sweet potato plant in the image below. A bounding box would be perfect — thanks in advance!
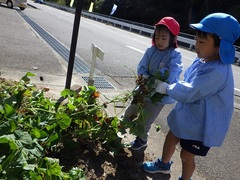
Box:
[0,71,168,179]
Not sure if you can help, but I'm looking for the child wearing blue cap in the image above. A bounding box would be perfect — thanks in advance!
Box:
[122,17,183,150]
[142,13,240,180]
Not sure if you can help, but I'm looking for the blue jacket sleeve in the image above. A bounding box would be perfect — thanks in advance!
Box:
[167,60,230,103]
[167,49,183,84]
[137,48,151,76]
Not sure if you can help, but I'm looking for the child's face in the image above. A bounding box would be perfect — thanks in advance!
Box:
[154,29,170,51]
[195,34,220,62]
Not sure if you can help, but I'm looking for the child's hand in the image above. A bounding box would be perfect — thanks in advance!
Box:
[155,80,169,94]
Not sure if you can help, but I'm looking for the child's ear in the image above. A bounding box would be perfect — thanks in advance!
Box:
[215,47,220,58]
[174,36,177,43]
[173,36,177,46]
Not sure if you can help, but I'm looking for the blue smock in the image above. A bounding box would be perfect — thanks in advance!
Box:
[137,46,183,105]
[167,58,234,147]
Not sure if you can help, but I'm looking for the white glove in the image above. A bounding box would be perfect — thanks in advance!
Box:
[155,80,169,94]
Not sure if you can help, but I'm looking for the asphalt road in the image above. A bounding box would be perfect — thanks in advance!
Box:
[23,2,240,95]
[1,2,240,179]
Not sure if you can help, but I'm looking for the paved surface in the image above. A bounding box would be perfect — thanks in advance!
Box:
[0,3,223,180]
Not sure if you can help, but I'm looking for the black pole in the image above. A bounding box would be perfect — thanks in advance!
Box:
[65,0,83,89]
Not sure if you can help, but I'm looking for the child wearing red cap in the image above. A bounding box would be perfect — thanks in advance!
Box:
[143,13,240,180]
[122,17,183,150]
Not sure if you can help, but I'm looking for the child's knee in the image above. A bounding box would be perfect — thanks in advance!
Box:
[180,149,195,162]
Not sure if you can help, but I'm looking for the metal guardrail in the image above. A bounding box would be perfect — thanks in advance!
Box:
[82,13,154,37]
[236,51,240,59]
[44,1,240,65]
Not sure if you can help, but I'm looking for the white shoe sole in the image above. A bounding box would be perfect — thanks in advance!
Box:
[130,143,148,150]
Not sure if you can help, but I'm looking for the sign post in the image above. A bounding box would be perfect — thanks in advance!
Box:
[65,0,83,89]
[88,43,104,86]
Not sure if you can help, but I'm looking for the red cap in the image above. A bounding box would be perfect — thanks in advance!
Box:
[155,17,180,36]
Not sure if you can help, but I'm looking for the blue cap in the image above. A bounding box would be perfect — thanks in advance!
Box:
[190,13,240,64]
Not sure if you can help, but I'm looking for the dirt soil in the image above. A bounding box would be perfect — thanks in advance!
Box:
[52,138,167,180]
[44,121,185,180]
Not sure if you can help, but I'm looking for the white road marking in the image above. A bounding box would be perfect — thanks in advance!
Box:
[235,88,240,92]
[126,46,145,53]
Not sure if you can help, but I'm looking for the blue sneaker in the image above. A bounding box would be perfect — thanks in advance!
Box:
[143,158,173,174]
[130,137,147,150]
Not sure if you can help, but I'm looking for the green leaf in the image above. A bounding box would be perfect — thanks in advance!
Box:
[150,92,167,104]
[67,103,76,110]
[21,72,35,82]
[155,125,161,132]
[69,167,86,180]
[164,70,170,80]
[0,135,18,150]
[23,163,37,171]
[56,113,71,130]
[110,117,119,128]
[46,123,58,131]
[44,157,62,177]
[45,133,59,147]
[1,148,24,176]
[14,130,33,146]
[0,120,17,136]
[4,104,15,118]
[60,89,72,98]
[0,105,4,113]
[30,128,49,139]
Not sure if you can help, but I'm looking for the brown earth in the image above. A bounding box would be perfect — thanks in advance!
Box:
[53,138,168,180]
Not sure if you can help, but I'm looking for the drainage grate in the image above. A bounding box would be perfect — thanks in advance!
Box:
[18,11,115,89]
[18,10,89,74]
[82,76,115,89]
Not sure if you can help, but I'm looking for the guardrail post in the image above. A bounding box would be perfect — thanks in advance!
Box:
[88,43,104,86]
